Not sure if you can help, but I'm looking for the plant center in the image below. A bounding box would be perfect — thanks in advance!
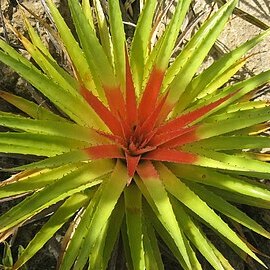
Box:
[125,126,157,157]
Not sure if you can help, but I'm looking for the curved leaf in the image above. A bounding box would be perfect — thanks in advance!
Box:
[108,0,126,90]
[130,0,157,93]
[169,163,270,201]
[45,0,98,95]
[13,192,89,269]
[0,114,103,143]
[0,163,81,199]
[73,160,128,270]
[170,196,225,270]
[0,50,104,127]
[0,160,113,232]
[167,0,238,115]
[124,184,145,270]
[0,90,65,121]
[136,161,192,269]
[157,163,265,266]
[0,132,87,157]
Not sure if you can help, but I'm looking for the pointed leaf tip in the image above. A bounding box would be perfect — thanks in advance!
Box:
[125,153,141,181]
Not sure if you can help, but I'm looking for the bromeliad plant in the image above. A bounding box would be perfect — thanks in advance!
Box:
[0,0,270,269]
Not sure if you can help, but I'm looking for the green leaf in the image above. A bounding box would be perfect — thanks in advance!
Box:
[108,0,126,90]
[0,38,32,68]
[0,163,82,199]
[2,242,13,267]
[153,0,193,72]
[0,114,104,143]
[221,100,268,113]
[0,132,85,157]
[59,187,102,270]
[130,0,157,93]
[142,201,198,270]
[181,59,245,111]
[136,161,191,269]
[180,236,202,270]
[23,18,77,90]
[208,187,270,209]
[165,0,238,113]
[143,0,192,88]
[157,163,265,266]
[142,216,164,270]
[73,160,128,270]
[189,69,270,114]
[45,0,98,95]
[180,27,270,109]
[93,0,113,64]
[0,90,65,121]
[192,106,270,140]
[82,0,94,28]
[188,135,270,151]
[206,239,234,270]
[124,184,145,270]
[0,50,104,128]
[88,217,109,270]
[17,246,28,270]
[6,150,90,171]
[102,197,125,269]
[186,182,270,239]
[23,15,53,59]
[88,160,127,244]
[13,192,89,269]
[170,196,225,270]
[89,197,124,270]
[17,33,79,98]
[121,218,135,270]
[0,160,113,232]
[192,148,270,176]
[68,0,116,90]
[202,106,270,123]
[194,58,246,101]
[169,163,270,201]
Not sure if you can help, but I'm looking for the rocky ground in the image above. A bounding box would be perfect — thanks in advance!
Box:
[0,0,270,269]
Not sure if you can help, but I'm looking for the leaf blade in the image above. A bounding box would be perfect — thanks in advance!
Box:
[136,161,192,269]
[0,160,114,232]
[124,184,145,270]
[13,192,89,269]
[157,163,266,267]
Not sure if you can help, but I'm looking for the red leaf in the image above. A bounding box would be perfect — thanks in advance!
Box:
[118,112,133,141]
[125,153,141,180]
[137,160,159,180]
[138,67,165,124]
[155,94,175,125]
[139,91,169,136]
[125,48,138,128]
[161,128,199,148]
[95,130,126,147]
[149,125,196,147]
[104,85,126,119]
[84,144,124,159]
[80,86,123,136]
[142,148,197,164]
[157,90,238,134]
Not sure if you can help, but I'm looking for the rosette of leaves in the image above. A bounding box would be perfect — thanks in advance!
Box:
[0,0,270,269]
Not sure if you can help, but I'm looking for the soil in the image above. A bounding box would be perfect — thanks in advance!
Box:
[0,0,270,269]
